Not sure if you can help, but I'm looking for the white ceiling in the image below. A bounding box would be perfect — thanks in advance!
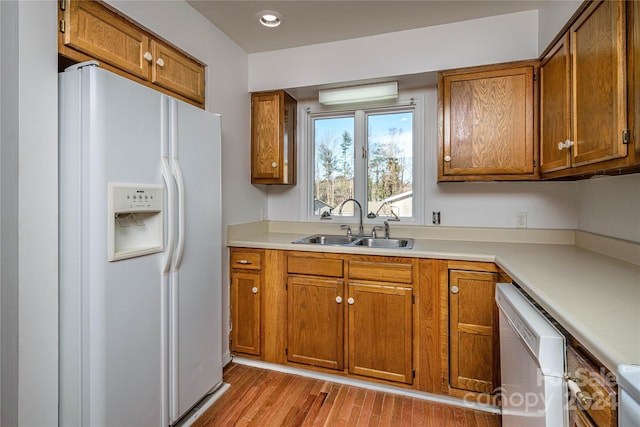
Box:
[187,0,549,54]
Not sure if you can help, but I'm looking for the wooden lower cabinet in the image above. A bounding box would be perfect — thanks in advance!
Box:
[229,248,263,356]
[348,282,413,384]
[229,248,504,399]
[287,275,344,370]
[443,262,502,402]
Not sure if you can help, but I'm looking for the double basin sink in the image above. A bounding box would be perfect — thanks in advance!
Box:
[293,234,414,249]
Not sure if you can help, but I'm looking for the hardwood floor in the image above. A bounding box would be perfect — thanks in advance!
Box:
[193,363,501,426]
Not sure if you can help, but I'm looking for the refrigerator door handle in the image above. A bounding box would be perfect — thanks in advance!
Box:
[171,157,186,271]
[161,157,174,275]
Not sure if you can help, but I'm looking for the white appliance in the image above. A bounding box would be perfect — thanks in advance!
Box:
[618,364,640,427]
[59,63,223,426]
[496,283,568,427]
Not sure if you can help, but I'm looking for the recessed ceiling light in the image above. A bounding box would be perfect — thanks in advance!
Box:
[257,10,283,28]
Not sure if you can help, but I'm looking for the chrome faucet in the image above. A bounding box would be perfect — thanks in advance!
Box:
[337,198,365,236]
[372,221,390,239]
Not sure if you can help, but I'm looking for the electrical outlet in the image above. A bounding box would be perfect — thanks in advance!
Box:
[432,211,441,225]
[516,212,527,228]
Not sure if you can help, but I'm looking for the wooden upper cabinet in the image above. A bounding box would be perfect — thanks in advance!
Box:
[540,0,635,178]
[61,0,150,79]
[59,0,206,108]
[540,34,572,174]
[448,270,499,395]
[438,61,538,181]
[251,91,297,185]
[570,0,627,167]
[150,40,205,105]
[633,0,640,158]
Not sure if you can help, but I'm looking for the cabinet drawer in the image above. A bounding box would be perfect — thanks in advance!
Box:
[567,346,617,427]
[348,260,413,284]
[230,250,262,270]
[287,256,343,277]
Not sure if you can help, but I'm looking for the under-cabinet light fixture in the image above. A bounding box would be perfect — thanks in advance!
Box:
[318,81,398,105]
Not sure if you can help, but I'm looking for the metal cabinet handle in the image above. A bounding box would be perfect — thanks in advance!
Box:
[156,58,165,67]
[143,52,153,62]
[336,296,343,304]
[271,162,277,168]
[567,378,593,407]
[236,259,252,265]
[451,285,459,294]
[347,297,355,305]
[444,155,451,162]
[251,287,258,294]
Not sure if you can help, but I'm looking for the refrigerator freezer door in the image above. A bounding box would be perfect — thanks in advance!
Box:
[59,66,165,427]
[168,100,223,422]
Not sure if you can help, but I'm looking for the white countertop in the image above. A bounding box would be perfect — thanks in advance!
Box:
[228,226,640,373]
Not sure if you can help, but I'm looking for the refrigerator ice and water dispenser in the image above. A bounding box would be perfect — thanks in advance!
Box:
[108,183,163,261]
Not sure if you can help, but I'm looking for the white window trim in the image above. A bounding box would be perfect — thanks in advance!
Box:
[298,94,425,226]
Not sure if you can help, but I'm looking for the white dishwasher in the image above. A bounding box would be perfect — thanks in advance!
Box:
[496,283,568,427]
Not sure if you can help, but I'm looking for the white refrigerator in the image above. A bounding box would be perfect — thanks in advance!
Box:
[59,63,223,426]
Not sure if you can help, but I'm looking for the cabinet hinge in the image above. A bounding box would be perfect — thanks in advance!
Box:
[59,0,66,11]
[412,294,415,304]
[413,369,416,379]
[533,72,537,81]
[285,347,288,356]
[59,20,66,33]
[623,129,630,145]
[533,159,537,167]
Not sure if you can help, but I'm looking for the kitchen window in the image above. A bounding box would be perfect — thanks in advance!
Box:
[305,99,422,223]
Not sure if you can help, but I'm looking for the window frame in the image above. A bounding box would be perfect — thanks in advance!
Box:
[300,95,424,226]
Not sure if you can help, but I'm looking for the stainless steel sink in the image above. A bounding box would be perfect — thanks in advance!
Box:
[292,234,414,249]
[292,234,359,246]
[353,237,414,249]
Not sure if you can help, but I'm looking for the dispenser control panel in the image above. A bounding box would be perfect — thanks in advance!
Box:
[111,185,163,213]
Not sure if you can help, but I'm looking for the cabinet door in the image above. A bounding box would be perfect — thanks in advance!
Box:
[439,64,536,180]
[230,270,261,355]
[252,92,284,182]
[150,40,205,105]
[448,270,498,394]
[62,0,150,79]
[540,34,572,173]
[633,0,640,157]
[348,283,413,384]
[287,276,344,370]
[570,0,627,166]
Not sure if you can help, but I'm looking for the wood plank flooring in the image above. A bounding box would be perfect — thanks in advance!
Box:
[193,363,501,427]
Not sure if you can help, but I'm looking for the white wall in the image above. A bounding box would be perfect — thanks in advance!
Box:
[537,0,582,55]
[249,10,539,92]
[576,175,640,243]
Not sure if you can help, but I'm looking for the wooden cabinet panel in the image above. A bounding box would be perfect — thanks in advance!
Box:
[59,0,206,108]
[570,0,628,167]
[348,259,413,284]
[251,91,296,185]
[151,40,205,105]
[632,0,640,157]
[438,62,537,181]
[448,270,499,394]
[62,0,150,79]
[567,346,618,427]
[540,34,572,173]
[230,250,262,270]
[287,276,344,370]
[287,255,343,277]
[348,283,413,384]
[230,270,261,355]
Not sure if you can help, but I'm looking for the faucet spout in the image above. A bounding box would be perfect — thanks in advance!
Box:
[337,198,364,236]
